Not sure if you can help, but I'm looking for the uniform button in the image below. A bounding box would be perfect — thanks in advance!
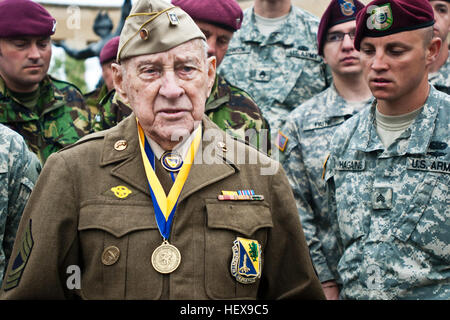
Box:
[102,246,121,266]
[114,140,128,151]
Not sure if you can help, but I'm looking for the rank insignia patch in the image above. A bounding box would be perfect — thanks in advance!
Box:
[231,237,262,284]
[3,220,34,291]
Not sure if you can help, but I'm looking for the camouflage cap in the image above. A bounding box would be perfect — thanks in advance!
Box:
[117,0,206,62]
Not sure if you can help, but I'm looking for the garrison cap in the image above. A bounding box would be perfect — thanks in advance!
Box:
[117,0,206,63]
[317,0,365,55]
[354,0,435,50]
[100,36,120,64]
[171,0,243,32]
[0,0,56,38]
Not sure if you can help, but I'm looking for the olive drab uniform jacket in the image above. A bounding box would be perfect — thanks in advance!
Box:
[0,75,92,163]
[1,115,324,300]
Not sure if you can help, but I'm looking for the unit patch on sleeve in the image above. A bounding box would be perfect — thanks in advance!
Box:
[276,131,288,152]
[3,219,34,291]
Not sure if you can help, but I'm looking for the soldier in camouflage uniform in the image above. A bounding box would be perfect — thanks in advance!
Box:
[0,123,40,287]
[324,0,449,299]
[218,0,331,138]
[279,0,372,300]
[0,0,91,164]
[428,0,450,94]
[85,36,120,120]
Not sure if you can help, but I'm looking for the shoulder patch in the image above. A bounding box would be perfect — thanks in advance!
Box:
[48,75,83,94]
[57,130,106,153]
[3,220,34,291]
[276,131,288,152]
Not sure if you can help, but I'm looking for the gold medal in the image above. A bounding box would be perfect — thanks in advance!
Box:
[151,241,181,274]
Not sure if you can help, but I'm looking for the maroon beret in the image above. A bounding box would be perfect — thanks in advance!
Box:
[99,36,120,65]
[171,0,243,32]
[354,0,435,50]
[0,0,56,38]
[318,0,365,55]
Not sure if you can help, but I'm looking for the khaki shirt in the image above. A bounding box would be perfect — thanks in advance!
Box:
[1,115,324,300]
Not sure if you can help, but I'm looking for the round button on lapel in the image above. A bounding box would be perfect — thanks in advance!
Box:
[114,140,128,151]
[102,246,121,266]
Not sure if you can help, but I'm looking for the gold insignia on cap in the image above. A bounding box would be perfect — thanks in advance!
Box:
[117,0,206,62]
[114,139,128,151]
[140,28,149,40]
[167,12,179,25]
[102,246,121,266]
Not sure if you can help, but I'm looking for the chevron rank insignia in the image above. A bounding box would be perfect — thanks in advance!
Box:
[231,237,262,284]
[3,219,34,291]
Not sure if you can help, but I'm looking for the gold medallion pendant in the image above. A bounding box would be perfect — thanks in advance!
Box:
[151,241,181,274]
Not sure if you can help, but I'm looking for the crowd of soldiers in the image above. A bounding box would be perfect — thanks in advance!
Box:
[0,0,448,300]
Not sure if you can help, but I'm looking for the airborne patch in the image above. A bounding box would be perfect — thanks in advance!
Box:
[3,219,34,291]
[230,237,262,284]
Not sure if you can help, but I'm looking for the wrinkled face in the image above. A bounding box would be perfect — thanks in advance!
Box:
[195,20,233,66]
[0,36,52,92]
[430,1,450,41]
[113,39,216,148]
[359,28,438,105]
[323,21,361,76]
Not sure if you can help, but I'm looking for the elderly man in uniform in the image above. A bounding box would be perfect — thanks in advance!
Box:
[280,0,372,300]
[0,124,40,287]
[219,0,331,146]
[1,0,324,300]
[95,0,270,154]
[324,0,449,299]
[428,0,450,94]
[0,0,91,164]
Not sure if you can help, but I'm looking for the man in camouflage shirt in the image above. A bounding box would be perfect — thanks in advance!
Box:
[0,0,91,164]
[279,0,372,300]
[84,36,120,120]
[218,0,331,139]
[0,123,40,287]
[324,0,449,299]
[428,0,450,94]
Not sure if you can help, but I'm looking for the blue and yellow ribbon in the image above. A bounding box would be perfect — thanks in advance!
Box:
[137,119,201,240]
